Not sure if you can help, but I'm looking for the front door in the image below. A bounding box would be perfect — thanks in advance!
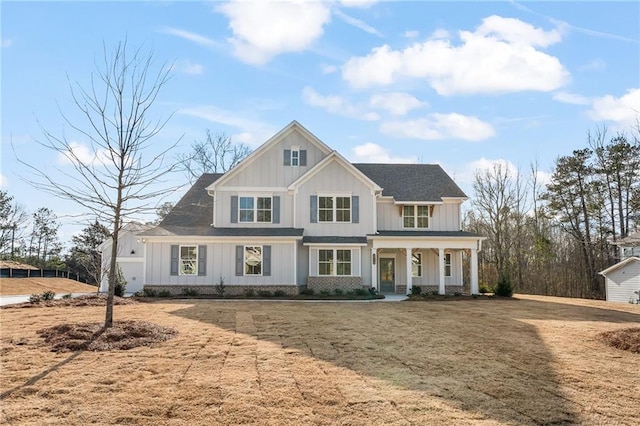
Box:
[379,258,395,293]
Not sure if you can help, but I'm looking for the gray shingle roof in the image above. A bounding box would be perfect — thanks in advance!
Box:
[140,226,303,237]
[158,173,223,228]
[302,236,368,245]
[353,164,467,201]
[370,230,482,238]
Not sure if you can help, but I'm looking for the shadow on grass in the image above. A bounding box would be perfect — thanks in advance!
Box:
[164,297,639,424]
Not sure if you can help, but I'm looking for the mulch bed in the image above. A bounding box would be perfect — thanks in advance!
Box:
[37,321,178,352]
[1,294,138,309]
[599,327,640,354]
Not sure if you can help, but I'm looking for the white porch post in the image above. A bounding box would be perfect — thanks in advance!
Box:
[470,248,479,294]
[438,248,446,295]
[371,247,377,290]
[406,247,412,295]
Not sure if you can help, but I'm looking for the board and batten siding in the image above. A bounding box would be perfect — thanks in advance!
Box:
[604,259,640,303]
[221,130,327,188]
[216,190,293,228]
[376,201,461,231]
[145,242,296,286]
[296,160,374,236]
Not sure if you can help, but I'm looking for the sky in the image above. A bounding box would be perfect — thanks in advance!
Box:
[1,1,639,247]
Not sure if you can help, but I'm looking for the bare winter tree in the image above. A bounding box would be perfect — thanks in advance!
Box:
[18,41,178,328]
[176,130,251,184]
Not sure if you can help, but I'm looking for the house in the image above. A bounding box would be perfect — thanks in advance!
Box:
[612,232,640,260]
[99,222,153,294]
[599,257,640,304]
[103,121,484,296]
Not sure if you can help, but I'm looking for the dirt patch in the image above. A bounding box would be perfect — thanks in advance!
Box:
[0,277,98,296]
[600,327,640,353]
[0,261,38,270]
[37,321,178,352]
[1,294,137,309]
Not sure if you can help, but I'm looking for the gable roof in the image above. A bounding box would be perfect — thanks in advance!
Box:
[288,151,382,192]
[612,232,640,247]
[207,120,333,191]
[353,164,467,202]
[599,256,640,276]
[155,173,223,229]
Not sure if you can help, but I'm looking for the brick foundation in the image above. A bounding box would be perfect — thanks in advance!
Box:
[143,284,301,296]
[418,285,466,295]
[306,276,364,293]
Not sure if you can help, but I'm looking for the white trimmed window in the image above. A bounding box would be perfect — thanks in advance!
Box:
[239,196,271,223]
[291,149,299,166]
[180,245,197,275]
[319,196,351,223]
[318,249,352,276]
[444,253,451,277]
[412,252,422,277]
[402,205,430,229]
[245,246,262,275]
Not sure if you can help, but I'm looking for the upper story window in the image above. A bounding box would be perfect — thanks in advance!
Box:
[284,148,306,166]
[319,196,351,222]
[291,150,299,166]
[239,196,271,223]
[180,245,197,275]
[403,205,430,229]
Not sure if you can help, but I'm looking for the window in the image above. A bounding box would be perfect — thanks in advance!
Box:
[239,196,271,223]
[180,246,197,275]
[402,205,430,229]
[291,150,299,166]
[444,253,451,277]
[245,246,262,275]
[318,249,352,276]
[319,196,351,223]
[412,252,422,277]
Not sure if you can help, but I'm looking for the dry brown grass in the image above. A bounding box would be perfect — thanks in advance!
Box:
[0,277,98,296]
[600,327,640,353]
[1,294,638,425]
[1,294,137,309]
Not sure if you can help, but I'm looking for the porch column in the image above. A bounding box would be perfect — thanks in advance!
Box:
[406,247,413,295]
[470,248,479,294]
[371,248,377,290]
[438,248,445,295]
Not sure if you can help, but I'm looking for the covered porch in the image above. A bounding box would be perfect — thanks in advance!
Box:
[368,231,483,295]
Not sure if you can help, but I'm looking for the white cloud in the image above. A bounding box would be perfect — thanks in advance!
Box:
[342,15,569,95]
[177,105,276,146]
[173,60,204,75]
[57,142,111,166]
[302,87,380,121]
[1,39,13,48]
[579,58,606,72]
[404,30,419,38]
[321,63,338,74]
[588,88,640,126]
[217,1,331,65]
[351,143,416,163]
[0,174,7,188]
[369,92,427,116]
[454,157,518,184]
[159,27,220,49]
[380,113,495,141]
[552,91,590,105]
[333,8,382,36]
[339,0,378,8]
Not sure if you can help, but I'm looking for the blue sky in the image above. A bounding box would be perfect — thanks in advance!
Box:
[2,1,639,246]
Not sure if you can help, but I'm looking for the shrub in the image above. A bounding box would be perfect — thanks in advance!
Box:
[334,288,344,296]
[158,289,172,297]
[41,290,56,301]
[215,276,226,297]
[244,288,255,297]
[29,294,41,304]
[258,290,272,297]
[300,288,314,296]
[411,286,422,295]
[494,275,513,297]
[479,284,490,294]
[319,289,330,297]
[430,290,439,296]
[453,292,462,297]
[274,290,286,297]
[182,287,199,297]
[353,288,367,296]
[114,265,127,297]
[142,288,157,297]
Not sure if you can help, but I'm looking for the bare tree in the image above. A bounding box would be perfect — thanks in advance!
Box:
[0,190,28,259]
[18,41,178,328]
[176,130,251,183]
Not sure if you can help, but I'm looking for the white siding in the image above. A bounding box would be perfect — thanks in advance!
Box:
[215,190,293,228]
[605,260,640,303]
[297,160,374,236]
[145,241,296,286]
[376,201,462,231]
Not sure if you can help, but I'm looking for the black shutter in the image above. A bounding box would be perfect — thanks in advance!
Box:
[299,150,307,166]
[352,195,359,223]
[272,196,280,224]
[283,149,291,166]
[170,245,179,276]
[198,245,206,276]
[230,196,238,223]
[310,195,318,223]
[235,245,244,276]
[263,245,271,276]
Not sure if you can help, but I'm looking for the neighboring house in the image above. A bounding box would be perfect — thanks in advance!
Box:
[599,257,640,304]
[99,222,153,294]
[104,121,484,296]
[612,232,640,260]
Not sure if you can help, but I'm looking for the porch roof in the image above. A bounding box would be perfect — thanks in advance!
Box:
[368,230,483,238]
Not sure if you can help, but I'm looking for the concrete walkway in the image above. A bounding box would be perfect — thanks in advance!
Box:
[0,292,97,306]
